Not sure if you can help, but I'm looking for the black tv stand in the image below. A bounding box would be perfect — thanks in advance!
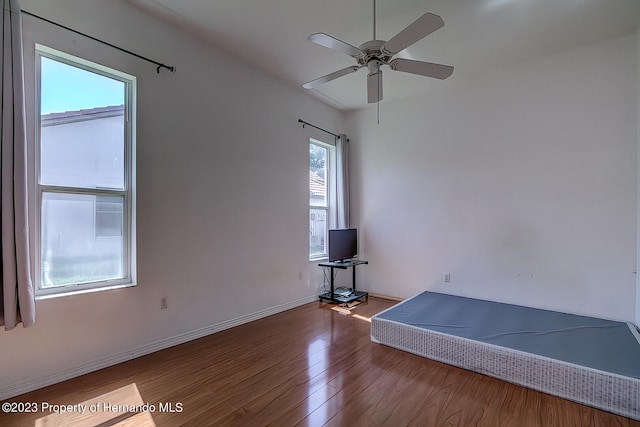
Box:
[318,259,368,304]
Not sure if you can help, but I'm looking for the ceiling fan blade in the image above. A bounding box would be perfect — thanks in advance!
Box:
[367,68,383,103]
[390,58,454,80]
[382,13,444,55]
[308,33,364,57]
[303,66,361,89]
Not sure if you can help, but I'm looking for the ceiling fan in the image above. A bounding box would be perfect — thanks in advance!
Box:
[302,0,454,104]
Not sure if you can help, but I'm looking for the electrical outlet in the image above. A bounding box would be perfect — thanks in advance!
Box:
[444,273,451,283]
[160,297,168,309]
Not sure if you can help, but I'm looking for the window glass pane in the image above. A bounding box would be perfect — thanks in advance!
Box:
[41,192,124,287]
[40,57,125,189]
[309,208,327,257]
[310,144,327,207]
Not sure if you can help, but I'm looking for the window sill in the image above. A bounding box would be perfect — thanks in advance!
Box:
[35,282,136,301]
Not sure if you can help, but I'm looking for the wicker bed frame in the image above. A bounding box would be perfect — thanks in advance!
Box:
[370,292,640,420]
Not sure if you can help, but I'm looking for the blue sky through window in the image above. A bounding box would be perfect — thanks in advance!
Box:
[41,57,125,115]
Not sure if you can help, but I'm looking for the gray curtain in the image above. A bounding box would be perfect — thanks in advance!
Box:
[335,134,350,229]
[1,0,35,330]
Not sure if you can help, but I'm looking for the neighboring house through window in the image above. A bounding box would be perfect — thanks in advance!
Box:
[35,45,136,296]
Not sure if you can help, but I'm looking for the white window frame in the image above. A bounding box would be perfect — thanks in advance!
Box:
[309,138,336,261]
[34,45,137,298]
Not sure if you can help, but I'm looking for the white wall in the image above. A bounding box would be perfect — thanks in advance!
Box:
[0,0,343,396]
[348,35,638,322]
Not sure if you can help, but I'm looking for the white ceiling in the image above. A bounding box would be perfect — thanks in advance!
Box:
[127,0,640,111]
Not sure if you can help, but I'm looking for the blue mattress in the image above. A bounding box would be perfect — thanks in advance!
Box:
[375,291,640,380]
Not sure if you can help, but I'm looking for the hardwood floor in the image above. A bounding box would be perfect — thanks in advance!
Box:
[1,297,638,426]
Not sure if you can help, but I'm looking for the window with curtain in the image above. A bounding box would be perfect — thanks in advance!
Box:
[309,138,335,260]
[35,45,136,296]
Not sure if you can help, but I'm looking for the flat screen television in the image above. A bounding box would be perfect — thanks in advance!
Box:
[328,228,358,262]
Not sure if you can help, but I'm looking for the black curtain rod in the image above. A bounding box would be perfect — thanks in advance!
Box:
[298,119,339,138]
[21,10,176,74]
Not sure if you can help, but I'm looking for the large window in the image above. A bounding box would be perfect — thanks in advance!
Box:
[309,139,335,259]
[36,45,136,296]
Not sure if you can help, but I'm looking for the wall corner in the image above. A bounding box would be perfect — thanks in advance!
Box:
[636,29,640,326]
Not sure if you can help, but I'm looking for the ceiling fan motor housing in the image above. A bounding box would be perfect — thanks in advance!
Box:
[357,40,392,67]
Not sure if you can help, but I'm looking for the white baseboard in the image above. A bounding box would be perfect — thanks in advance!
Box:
[0,294,319,401]
[367,291,403,302]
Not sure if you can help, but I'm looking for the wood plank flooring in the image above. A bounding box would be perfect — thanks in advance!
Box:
[1,297,638,426]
